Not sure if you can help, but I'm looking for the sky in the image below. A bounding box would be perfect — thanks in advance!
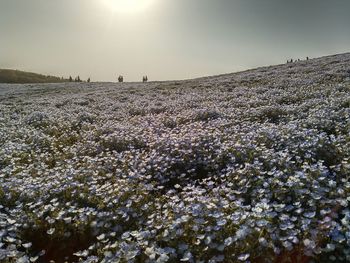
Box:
[1,0,350,82]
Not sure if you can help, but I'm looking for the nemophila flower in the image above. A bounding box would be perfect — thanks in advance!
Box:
[22,243,32,249]
[73,250,89,257]
[237,253,250,261]
[331,230,346,243]
[224,237,234,247]
[46,228,55,235]
[4,237,16,243]
[0,54,350,262]
[180,251,193,261]
[303,211,316,219]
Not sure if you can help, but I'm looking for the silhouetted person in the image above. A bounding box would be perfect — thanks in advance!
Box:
[75,76,81,82]
[118,75,123,82]
[143,76,148,82]
[87,78,91,83]
[306,56,309,61]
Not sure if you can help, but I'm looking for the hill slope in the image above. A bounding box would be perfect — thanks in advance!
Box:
[0,69,68,83]
[0,53,349,263]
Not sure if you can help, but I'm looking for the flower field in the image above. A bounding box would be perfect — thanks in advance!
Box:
[0,53,350,263]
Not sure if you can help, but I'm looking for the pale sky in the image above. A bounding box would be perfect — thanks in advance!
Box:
[1,0,350,82]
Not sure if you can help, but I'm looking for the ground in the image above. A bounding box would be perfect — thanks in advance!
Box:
[0,53,350,263]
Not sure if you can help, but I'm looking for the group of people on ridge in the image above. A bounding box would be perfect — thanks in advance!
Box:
[118,75,148,83]
[287,57,309,64]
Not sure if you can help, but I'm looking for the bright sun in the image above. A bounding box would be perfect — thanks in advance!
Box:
[103,0,156,14]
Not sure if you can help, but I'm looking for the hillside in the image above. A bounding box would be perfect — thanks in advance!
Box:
[0,69,68,84]
[0,53,349,263]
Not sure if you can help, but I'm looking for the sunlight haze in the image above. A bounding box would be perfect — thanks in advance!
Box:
[1,0,350,81]
[102,0,157,14]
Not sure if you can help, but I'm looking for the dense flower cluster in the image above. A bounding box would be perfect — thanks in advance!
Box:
[0,53,350,263]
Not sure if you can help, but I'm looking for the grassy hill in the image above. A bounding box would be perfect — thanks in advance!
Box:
[0,53,349,263]
[0,69,68,84]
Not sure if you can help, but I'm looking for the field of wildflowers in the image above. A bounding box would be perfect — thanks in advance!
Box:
[0,53,350,263]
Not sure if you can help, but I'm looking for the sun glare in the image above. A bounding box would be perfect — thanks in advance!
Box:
[103,0,156,14]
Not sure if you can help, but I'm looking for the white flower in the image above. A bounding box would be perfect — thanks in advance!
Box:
[303,211,316,218]
[97,234,105,240]
[217,218,227,226]
[180,251,193,261]
[237,253,250,261]
[224,237,233,247]
[47,228,55,235]
[22,242,32,249]
[17,256,30,263]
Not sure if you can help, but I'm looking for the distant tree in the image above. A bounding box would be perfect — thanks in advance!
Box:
[75,76,81,82]
[143,76,148,82]
[307,56,309,61]
[0,69,71,84]
[69,76,73,82]
[118,75,123,82]
[87,78,91,83]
